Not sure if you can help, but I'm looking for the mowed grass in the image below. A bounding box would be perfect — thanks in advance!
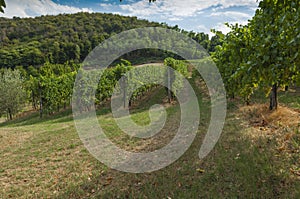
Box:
[1,78,300,198]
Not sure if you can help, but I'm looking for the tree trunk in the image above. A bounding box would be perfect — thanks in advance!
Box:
[39,82,43,118]
[8,108,12,120]
[167,67,171,103]
[285,85,289,92]
[122,76,127,108]
[129,98,132,107]
[230,92,235,100]
[32,91,36,110]
[246,97,250,106]
[269,84,278,110]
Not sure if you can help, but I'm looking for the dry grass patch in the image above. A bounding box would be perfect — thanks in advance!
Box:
[238,103,300,179]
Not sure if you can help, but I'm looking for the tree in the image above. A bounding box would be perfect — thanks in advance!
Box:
[213,0,300,110]
[164,57,188,103]
[212,24,255,103]
[0,0,5,13]
[249,0,300,110]
[0,69,26,120]
[34,62,78,116]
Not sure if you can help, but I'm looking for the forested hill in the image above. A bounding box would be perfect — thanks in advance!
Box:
[0,12,164,68]
[0,12,215,69]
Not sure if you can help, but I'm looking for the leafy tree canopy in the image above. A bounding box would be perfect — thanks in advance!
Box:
[213,0,299,109]
[0,0,5,13]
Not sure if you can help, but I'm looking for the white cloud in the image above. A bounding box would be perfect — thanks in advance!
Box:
[210,11,251,19]
[218,0,258,9]
[120,0,258,18]
[211,19,249,35]
[0,0,92,18]
[99,3,113,8]
[120,1,161,17]
[117,0,257,36]
[197,25,210,33]
[212,22,232,35]
[168,17,183,21]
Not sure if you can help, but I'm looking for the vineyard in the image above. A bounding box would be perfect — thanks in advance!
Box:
[0,0,300,198]
[0,57,191,120]
[1,67,299,198]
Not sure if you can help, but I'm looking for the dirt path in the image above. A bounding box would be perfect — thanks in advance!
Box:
[133,63,164,68]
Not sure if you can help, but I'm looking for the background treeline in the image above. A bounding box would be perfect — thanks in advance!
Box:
[0,12,220,69]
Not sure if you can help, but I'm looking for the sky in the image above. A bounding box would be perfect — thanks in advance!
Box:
[0,0,259,36]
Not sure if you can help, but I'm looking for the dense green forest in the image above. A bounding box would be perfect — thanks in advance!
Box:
[0,12,161,67]
[0,12,216,68]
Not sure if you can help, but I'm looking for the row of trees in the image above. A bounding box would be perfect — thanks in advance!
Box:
[0,62,80,120]
[213,0,299,109]
[0,58,189,120]
[74,58,189,112]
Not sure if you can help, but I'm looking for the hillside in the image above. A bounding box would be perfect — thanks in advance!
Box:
[0,12,215,68]
[0,12,163,68]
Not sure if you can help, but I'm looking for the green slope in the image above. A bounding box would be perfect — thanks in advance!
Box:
[1,76,300,198]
